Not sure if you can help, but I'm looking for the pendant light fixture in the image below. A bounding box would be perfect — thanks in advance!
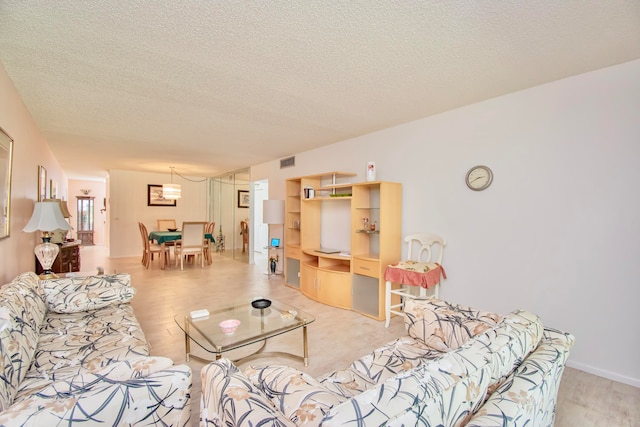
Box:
[163,167,181,200]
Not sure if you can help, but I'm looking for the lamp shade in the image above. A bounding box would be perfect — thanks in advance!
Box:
[162,183,181,200]
[44,198,72,218]
[263,200,284,224]
[23,202,72,232]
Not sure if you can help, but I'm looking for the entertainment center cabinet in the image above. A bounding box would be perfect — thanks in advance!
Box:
[284,172,402,320]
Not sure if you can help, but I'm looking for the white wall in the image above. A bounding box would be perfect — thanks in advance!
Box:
[252,60,640,387]
[0,64,69,283]
[109,169,208,258]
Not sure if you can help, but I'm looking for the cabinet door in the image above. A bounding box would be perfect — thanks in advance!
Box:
[317,270,352,310]
[300,263,317,299]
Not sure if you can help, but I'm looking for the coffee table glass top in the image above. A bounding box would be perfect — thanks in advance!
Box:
[175,299,315,355]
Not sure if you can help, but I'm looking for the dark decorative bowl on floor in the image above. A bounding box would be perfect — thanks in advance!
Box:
[251,298,272,309]
[168,228,178,232]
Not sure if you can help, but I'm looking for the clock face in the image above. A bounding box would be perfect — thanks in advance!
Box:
[466,165,493,191]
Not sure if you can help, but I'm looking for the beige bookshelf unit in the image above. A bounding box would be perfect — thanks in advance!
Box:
[284,171,402,320]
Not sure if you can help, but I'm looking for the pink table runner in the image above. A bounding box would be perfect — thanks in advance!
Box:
[384,260,446,289]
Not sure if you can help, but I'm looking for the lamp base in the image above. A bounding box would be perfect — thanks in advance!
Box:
[38,271,59,280]
[34,237,60,280]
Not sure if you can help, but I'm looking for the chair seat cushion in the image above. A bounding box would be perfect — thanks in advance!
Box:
[245,365,347,427]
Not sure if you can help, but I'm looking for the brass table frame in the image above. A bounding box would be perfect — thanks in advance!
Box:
[177,300,314,366]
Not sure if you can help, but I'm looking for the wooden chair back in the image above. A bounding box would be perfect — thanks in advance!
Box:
[157,219,177,231]
[181,222,207,248]
[405,233,446,264]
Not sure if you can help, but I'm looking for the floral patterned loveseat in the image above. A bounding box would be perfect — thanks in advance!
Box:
[0,272,192,426]
[200,297,575,427]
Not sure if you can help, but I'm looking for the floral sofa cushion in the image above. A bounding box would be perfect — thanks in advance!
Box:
[0,357,192,427]
[42,281,136,313]
[404,297,500,351]
[41,273,134,313]
[0,272,46,411]
[245,365,347,427]
[200,358,296,427]
[319,336,442,398]
[15,302,150,401]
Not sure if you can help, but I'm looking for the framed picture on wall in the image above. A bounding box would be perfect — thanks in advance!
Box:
[147,184,177,207]
[49,179,58,199]
[237,190,249,208]
[38,165,47,201]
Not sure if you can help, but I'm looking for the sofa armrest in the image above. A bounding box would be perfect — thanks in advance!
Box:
[0,358,192,426]
[466,328,575,427]
[200,358,295,427]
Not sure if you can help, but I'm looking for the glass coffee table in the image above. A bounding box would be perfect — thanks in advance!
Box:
[175,299,315,366]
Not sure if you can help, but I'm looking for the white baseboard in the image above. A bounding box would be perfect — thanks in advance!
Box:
[567,360,640,388]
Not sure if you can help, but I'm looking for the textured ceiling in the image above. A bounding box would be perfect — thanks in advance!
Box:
[1,1,639,179]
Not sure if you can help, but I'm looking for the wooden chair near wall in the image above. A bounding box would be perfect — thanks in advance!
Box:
[138,222,170,269]
[240,220,249,253]
[384,233,446,327]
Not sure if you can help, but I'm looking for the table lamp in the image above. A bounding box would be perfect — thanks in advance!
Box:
[23,201,72,279]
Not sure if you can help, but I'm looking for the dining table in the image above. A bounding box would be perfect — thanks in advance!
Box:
[149,230,214,245]
[149,231,215,267]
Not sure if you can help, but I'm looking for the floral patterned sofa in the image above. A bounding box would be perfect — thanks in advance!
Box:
[0,272,192,426]
[200,297,575,427]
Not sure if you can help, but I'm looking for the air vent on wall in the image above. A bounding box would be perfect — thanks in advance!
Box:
[280,156,295,169]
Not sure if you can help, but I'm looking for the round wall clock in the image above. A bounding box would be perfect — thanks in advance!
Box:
[465,165,493,191]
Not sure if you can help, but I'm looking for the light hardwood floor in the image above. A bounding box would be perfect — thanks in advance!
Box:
[79,245,639,426]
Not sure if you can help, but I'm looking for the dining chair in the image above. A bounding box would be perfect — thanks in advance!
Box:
[175,221,208,270]
[138,222,170,269]
[203,222,216,264]
[156,219,178,260]
[157,219,177,231]
[240,220,249,253]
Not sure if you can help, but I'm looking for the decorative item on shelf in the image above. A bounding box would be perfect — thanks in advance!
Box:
[366,161,376,181]
[269,255,279,274]
[163,166,181,200]
[23,201,72,279]
[303,187,315,199]
[370,221,377,232]
[362,217,369,231]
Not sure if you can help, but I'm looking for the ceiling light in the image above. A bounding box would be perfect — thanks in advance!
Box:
[163,167,181,200]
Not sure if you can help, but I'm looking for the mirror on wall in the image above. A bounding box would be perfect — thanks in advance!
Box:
[0,127,14,239]
[210,168,250,264]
